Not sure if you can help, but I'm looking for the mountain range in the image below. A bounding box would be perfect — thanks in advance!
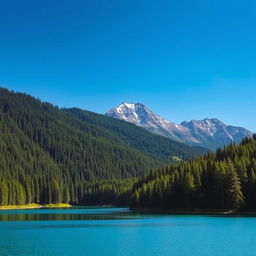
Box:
[106,103,252,150]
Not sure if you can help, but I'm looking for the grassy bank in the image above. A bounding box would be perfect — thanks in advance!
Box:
[42,203,72,208]
[0,203,71,210]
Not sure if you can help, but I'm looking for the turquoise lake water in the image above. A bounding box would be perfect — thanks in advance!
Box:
[0,207,255,256]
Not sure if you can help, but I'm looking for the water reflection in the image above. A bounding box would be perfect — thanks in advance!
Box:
[13,222,204,230]
[0,207,137,222]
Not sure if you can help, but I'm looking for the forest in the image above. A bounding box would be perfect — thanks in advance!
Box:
[131,136,256,210]
[1,87,255,211]
[0,87,198,206]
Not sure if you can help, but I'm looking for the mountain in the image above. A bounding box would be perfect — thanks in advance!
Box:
[106,103,252,150]
[106,103,197,144]
[0,88,199,206]
[181,118,252,150]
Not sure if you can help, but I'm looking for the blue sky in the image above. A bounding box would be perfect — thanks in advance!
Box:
[0,0,255,131]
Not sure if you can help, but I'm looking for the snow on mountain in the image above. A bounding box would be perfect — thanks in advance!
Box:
[106,103,253,150]
[106,103,198,143]
[181,118,252,149]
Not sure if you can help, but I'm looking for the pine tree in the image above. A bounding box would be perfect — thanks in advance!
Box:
[225,160,244,210]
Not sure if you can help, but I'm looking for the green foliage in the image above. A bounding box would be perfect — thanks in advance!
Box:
[131,136,256,211]
[226,160,244,210]
[0,87,199,206]
[64,108,199,163]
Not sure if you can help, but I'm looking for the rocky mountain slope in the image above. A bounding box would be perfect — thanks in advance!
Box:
[106,103,252,150]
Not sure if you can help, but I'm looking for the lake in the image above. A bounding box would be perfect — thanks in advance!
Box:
[0,207,255,256]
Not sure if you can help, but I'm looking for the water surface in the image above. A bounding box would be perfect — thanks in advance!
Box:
[0,207,254,256]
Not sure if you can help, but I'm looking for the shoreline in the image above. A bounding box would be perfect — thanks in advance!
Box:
[0,203,72,210]
[131,208,256,216]
[2,205,256,216]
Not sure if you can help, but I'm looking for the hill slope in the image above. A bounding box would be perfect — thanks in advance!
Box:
[63,107,199,163]
[0,87,199,205]
[131,135,256,210]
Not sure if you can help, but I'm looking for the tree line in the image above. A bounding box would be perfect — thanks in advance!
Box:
[131,135,256,210]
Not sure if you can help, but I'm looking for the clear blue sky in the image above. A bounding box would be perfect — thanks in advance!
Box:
[0,0,255,131]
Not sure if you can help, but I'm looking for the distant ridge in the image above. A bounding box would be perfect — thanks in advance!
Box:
[106,103,252,150]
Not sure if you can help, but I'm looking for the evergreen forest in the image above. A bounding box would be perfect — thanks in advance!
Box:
[131,136,256,210]
[0,88,198,206]
[1,87,255,211]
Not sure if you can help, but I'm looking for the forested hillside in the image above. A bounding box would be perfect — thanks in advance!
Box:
[131,135,256,211]
[64,108,199,163]
[0,88,198,206]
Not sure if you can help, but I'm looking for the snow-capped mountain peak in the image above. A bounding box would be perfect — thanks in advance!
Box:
[108,102,151,124]
[107,102,169,127]
[106,103,199,144]
[106,103,253,150]
[181,118,226,137]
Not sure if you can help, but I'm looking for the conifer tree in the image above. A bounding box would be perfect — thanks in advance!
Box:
[226,160,244,210]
